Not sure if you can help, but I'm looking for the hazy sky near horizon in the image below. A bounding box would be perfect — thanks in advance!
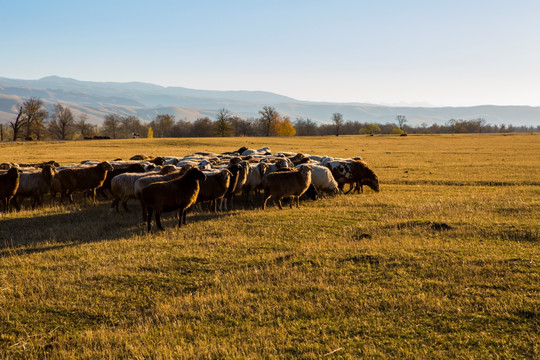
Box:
[1,0,539,106]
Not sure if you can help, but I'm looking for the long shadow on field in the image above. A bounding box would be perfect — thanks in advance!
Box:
[0,201,223,257]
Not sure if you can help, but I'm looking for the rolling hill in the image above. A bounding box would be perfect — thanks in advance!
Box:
[0,76,539,127]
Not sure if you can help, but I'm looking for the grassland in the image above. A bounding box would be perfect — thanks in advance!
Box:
[0,134,538,359]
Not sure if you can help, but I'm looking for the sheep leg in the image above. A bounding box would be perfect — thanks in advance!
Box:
[262,195,270,210]
[155,211,165,231]
[111,198,120,212]
[90,189,97,203]
[178,209,187,226]
[12,197,21,211]
[277,197,283,210]
[140,201,147,222]
[289,196,294,209]
[31,196,38,210]
[146,207,153,232]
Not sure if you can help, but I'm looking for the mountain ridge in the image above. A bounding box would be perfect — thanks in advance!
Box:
[0,76,538,127]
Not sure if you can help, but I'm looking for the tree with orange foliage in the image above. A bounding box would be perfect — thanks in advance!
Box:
[270,116,296,136]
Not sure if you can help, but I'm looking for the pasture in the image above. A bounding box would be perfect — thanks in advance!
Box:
[0,134,539,359]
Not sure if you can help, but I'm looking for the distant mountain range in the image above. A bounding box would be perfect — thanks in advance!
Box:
[0,76,539,127]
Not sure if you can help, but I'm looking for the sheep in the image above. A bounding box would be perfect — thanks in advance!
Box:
[109,165,177,213]
[325,160,379,193]
[220,163,240,212]
[142,167,207,232]
[262,165,312,210]
[242,162,268,203]
[16,160,59,169]
[96,162,146,199]
[297,163,340,195]
[55,161,114,203]
[0,166,20,212]
[241,146,272,156]
[134,165,193,221]
[350,160,380,193]
[196,169,232,213]
[13,164,57,210]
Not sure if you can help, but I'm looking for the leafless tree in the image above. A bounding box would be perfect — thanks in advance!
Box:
[9,106,25,141]
[22,97,49,140]
[332,113,344,136]
[76,113,95,138]
[48,104,75,140]
[259,106,279,136]
[396,115,407,130]
[102,114,122,139]
[214,108,233,137]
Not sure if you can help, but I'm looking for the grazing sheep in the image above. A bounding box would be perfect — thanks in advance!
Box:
[297,164,340,195]
[13,164,57,210]
[142,168,207,231]
[0,166,20,212]
[55,161,114,203]
[350,160,380,193]
[326,160,379,193]
[196,169,232,213]
[262,165,312,210]
[109,165,177,213]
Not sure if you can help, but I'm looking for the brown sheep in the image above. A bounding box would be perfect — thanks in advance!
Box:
[142,168,207,232]
[262,165,312,210]
[196,169,232,213]
[349,160,380,193]
[55,161,114,203]
[134,165,192,221]
[0,167,20,212]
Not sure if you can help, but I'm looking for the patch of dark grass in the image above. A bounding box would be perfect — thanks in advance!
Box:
[395,220,453,231]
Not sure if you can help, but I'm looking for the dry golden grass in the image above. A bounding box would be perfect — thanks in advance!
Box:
[0,134,538,359]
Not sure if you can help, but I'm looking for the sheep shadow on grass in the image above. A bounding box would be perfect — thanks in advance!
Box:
[0,201,227,257]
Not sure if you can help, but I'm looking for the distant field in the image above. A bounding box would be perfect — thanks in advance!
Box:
[0,134,538,358]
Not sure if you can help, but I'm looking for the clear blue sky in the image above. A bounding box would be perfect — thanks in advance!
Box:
[1,0,539,106]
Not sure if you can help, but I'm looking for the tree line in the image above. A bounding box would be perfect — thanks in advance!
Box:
[1,97,537,142]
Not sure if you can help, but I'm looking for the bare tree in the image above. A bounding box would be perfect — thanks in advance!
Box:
[153,114,175,138]
[9,106,25,141]
[332,113,344,136]
[48,104,75,140]
[396,115,407,130]
[76,113,95,138]
[258,106,279,136]
[21,97,48,140]
[102,114,122,139]
[214,108,233,137]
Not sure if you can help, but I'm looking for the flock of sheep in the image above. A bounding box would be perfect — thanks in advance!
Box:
[0,146,379,231]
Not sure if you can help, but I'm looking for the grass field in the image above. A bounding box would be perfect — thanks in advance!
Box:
[0,134,539,359]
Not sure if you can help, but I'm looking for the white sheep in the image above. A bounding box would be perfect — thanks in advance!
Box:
[14,164,57,209]
[296,163,339,195]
